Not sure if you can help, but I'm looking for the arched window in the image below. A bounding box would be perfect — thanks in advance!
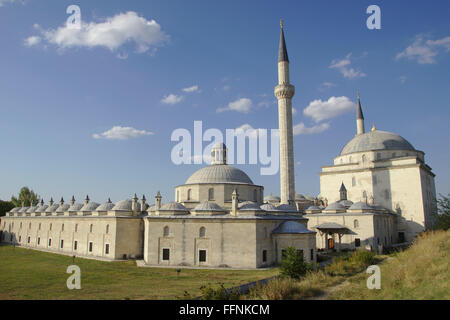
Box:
[253,189,258,201]
[187,189,192,201]
[362,154,367,163]
[90,224,93,233]
[354,219,359,228]
[352,177,356,187]
[208,188,214,201]
[199,227,206,238]
[163,226,169,237]
[106,224,109,234]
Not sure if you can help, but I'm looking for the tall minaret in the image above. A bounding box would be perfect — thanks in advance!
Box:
[356,91,365,135]
[274,20,296,205]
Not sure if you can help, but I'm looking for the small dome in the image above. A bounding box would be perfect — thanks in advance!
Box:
[68,203,83,212]
[304,205,322,212]
[45,204,60,213]
[185,165,253,185]
[276,204,298,212]
[80,202,100,212]
[35,205,49,213]
[338,199,354,208]
[349,201,373,211]
[26,206,38,213]
[295,194,306,200]
[272,221,314,234]
[193,201,225,212]
[111,199,140,211]
[239,201,262,211]
[148,204,156,212]
[340,130,415,156]
[96,201,115,212]
[10,207,21,213]
[260,203,279,211]
[159,202,188,212]
[324,202,346,211]
[19,207,30,213]
[56,204,70,213]
[305,196,315,201]
[264,194,280,202]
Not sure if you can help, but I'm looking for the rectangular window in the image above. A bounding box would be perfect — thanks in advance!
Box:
[48,239,52,247]
[310,249,314,261]
[355,238,361,247]
[27,237,30,244]
[60,240,64,249]
[74,240,78,251]
[105,244,110,255]
[296,249,304,259]
[199,250,207,263]
[281,249,287,259]
[162,248,170,261]
[89,242,93,252]
[262,250,267,263]
[37,237,40,245]
[19,236,21,242]
[399,232,405,243]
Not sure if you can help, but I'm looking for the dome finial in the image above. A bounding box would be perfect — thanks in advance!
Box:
[372,124,376,131]
[280,19,283,28]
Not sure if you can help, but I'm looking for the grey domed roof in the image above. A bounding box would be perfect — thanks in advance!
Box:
[193,201,225,212]
[260,203,279,211]
[185,165,253,185]
[295,194,306,200]
[304,205,322,211]
[68,203,83,212]
[305,196,315,201]
[349,201,373,211]
[112,199,139,211]
[56,204,70,213]
[35,205,49,213]
[239,201,263,211]
[10,207,21,213]
[159,202,188,211]
[80,202,100,212]
[264,194,280,202]
[338,199,354,208]
[272,221,314,234]
[96,201,115,212]
[340,130,415,156]
[276,204,298,212]
[324,202,346,211]
[19,207,30,213]
[26,206,37,213]
[45,204,60,213]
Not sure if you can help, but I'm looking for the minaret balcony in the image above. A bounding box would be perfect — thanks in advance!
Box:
[274,84,295,99]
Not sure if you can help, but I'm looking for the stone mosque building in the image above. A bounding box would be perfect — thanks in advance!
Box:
[0,23,437,268]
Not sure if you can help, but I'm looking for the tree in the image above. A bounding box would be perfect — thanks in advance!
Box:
[11,187,40,207]
[434,193,450,230]
[280,247,309,279]
[0,200,14,217]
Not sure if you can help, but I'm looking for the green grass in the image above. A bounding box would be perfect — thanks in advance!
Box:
[330,230,450,300]
[0,246,279,300]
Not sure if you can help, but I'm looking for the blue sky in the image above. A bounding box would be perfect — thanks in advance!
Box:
[0,0,449,204]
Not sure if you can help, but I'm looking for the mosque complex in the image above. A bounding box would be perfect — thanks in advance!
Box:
[0,23,437,269]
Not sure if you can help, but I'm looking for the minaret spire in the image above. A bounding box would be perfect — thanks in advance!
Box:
[274,20,296,205]
[356,91,365,135]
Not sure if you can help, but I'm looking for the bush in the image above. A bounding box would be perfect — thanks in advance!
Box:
[200,283,240,300]
[280,247,310,279]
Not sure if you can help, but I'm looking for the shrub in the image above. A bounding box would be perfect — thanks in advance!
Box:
[200,283,240,300]
[280,247,310,279]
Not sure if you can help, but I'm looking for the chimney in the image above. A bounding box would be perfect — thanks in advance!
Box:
[155,191,162,210]
[132,194,139,214]
[141,195,147,212]
[70,196,75,206]
[231,189,239,216]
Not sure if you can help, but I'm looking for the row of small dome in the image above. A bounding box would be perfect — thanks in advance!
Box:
[305,199,389,213]
[264,194,316,202]
[148,201,299,213]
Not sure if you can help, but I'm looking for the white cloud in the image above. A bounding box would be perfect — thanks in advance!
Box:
[25,11,168,56]
[235,123,268,139]
[396,34,450,64]
[24,36,41,47]
[182,85,199,93]
[93,126,153,140]
[217,98,253,113]
[293,122,330,135]
[161,94,183,105]
[319,82,336,91]
[329,53,366,79]
[303,96,356,123]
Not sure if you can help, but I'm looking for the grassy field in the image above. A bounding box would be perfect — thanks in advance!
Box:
[0,246,279,300]
[330,230,450,299]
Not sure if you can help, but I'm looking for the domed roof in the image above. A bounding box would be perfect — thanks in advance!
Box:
[45,204,60,213]
[340,130,415,156]
[96,201,115,212]
[348,201,373,211]
[272,221,314,234]
[26,206,37,213]
[324,202,346,211]
[264,194,280,202]
[185,165,253,185]
[56,204,70,213]
[276,204,298,212]
[295,194,306,200]
[305,196,315,201]
[239,201,263,211]
[19,207,30,213]
[80,202,100,212]
[338,199,354,208]
[10,207,21,213]
[112,199,139,211]
[68,203,83,212]
[35,205,49,213]
[193,201,225,212]
[304,205,322,212]
[260,203,279,211]
[159,202,188,212]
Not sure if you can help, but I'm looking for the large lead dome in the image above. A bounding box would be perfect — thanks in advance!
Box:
[185,165,253,185]
[340,130,415,156]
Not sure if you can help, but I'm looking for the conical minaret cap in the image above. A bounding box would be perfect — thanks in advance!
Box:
[357,91,364,120]
[278,20,289,63]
